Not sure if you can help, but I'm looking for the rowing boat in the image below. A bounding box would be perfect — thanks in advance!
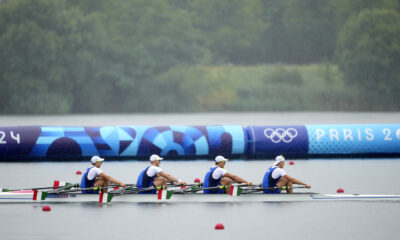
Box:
[1,190,400,203]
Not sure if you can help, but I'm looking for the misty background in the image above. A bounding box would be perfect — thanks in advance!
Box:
[0,0,399,114]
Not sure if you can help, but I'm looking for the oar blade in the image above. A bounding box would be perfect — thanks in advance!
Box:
[107,193,114,203]
[190,185,201,193]
[63,182,75,190]
[229,185,243,196]
[41,191,48,200]
[157,189,173,200]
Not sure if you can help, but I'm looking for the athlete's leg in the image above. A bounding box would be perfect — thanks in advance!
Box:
[94,177,109,192]
[276,177,293,193]
[220,177,233,194]
[286,181,293,193]
[220,177,232,186]
[153,176,168,187]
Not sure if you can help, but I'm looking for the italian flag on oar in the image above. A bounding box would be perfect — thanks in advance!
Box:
[1,180,75,193]
[229,185,243,196]
[99,192,109,204]
[53,180,74,190]
[157,189,173,200]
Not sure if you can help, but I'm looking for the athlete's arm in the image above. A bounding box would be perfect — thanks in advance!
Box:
[224,172,252,186]
[98,172,126,187]
[158,171,187,185]
[282,175,311,188]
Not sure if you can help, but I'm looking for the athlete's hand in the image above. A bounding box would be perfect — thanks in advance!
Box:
[246,181,253,186]
[120,182,127,188]
[174,181,187,186]
[305,184,311,189]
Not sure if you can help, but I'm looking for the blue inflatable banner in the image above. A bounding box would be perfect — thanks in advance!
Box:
[0,125,246,160]
[306,124,400,155]
[246,126,308,158]
[1,124,400,160]
[0,126,41,158]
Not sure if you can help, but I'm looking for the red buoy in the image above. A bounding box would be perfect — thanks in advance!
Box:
[75,170,82,175]
[289,161,294,165]
[194,178,201,183]
[215,223,225,230]
[337,188,344,193]
[42,205,51,212]
[53,180,60,188]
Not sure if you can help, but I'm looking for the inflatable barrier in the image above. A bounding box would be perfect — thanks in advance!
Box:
[247,124,400,157]
[246,126,309,158]
[0,124,399,160]
[306,124,400,156]
[0,125,246,160]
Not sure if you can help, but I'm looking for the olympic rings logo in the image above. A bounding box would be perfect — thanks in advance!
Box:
[263,128,298,143]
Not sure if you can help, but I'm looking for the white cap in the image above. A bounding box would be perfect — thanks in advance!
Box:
[91,156,104,164]
[150,154,163,162]
[273,155,285,166]
[215,155,229,163]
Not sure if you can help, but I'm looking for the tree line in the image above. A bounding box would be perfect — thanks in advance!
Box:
[0,0,399,114]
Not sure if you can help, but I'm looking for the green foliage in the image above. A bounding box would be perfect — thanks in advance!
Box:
[0,0,204,113]
[280,0,337,63]
[152,63,360,111]
[265,66,303,86]
[0,0,399,114]
[331,0,399,27]
[336,9,400,110]
[190,0,267,64]
[0,0,77,113]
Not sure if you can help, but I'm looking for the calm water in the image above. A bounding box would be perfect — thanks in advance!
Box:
[1,112,400,240]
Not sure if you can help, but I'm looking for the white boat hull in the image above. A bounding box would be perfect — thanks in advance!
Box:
[1,191,400,203]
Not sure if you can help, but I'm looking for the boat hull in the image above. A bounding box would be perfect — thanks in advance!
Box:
[1,191,400,203]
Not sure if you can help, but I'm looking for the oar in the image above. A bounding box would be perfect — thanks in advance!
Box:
[109,183,201,195]
[167,183,202,187]
[108,183,137,188]
[237,185,309,195]
[229,184,257,196]
[194,184,254,193]
[106,184,203,203]
[106,186,173,203]
[108,183,186,191]
[168,183,204,194]
[109,185,162,195]
[41,185,117,200]
[1,182,77,192]
[186,185,229,193]
[44,184,128,195]
[169,184,245,194]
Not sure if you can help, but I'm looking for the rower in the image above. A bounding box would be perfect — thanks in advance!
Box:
[80,156,126,193]
[136,154,188,193]
[203,155,252,194]
[262,155,311,194]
